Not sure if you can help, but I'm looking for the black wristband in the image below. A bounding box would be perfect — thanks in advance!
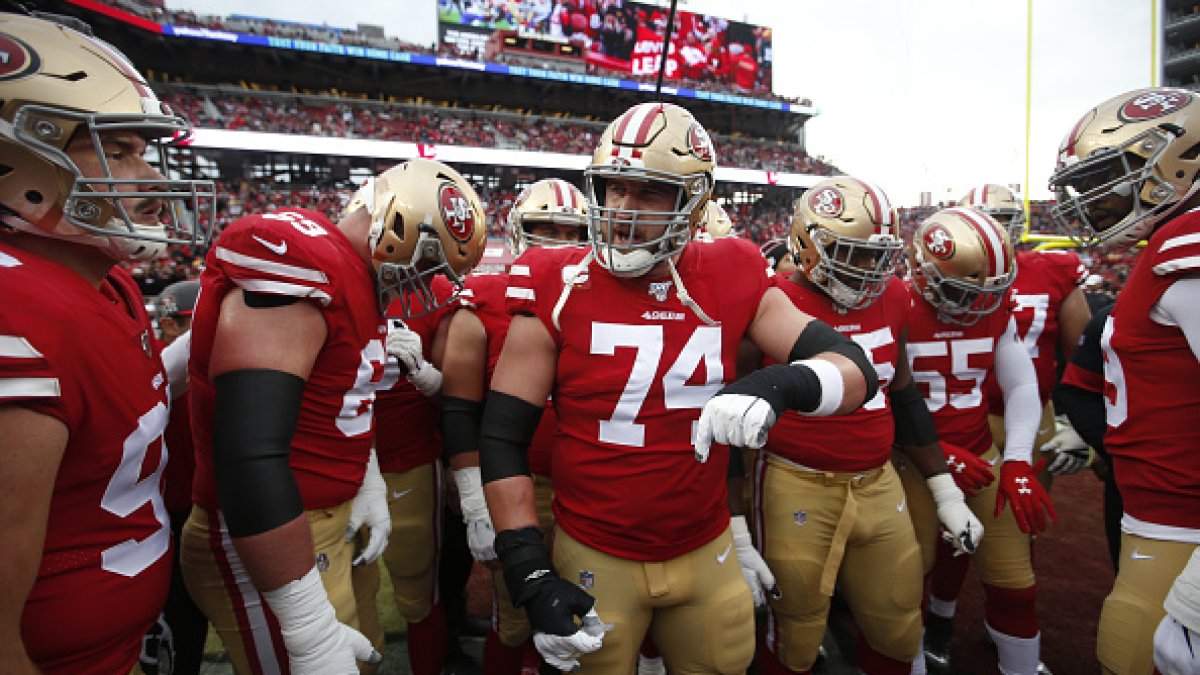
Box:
[441,395,483,458]
[891,380,939,446]
[495,527,555,608]
[213,369,305,537]
[719,362,822,417]
[480,391,543,484]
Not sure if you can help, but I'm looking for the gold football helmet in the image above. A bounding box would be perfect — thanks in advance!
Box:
[506,178,588,255]
[1048,87,1200,248]
[909,207,1015,326]
[0,13,215,261]
[958,184,1025,245]
[585,102,716,277]
[345,158,486,317]
[695,200,733,240]
[791,176,903,310]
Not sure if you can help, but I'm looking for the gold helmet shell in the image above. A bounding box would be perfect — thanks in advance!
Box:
[1049,87,1200,247]
[958,184,1025,245]
[791,176,903,310]
[697,200,734,240]
[346,158,486,317]
[585,102,716,277]
[909,207,1015,326]
[506,178,588,255]
[0,13,215,260]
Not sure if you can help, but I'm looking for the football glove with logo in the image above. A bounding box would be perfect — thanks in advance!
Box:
[995,460,1057,535]
[1041,417,1091,476]
[345,449,390,566]
[942,442,995,496]
[927,473,983,556]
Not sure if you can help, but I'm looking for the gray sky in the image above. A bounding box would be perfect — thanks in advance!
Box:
[168,0,1156,205]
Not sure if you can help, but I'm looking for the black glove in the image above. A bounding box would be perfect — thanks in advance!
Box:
[495,527,594,636]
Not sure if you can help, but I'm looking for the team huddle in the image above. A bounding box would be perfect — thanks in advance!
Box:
[1,10,1198,675]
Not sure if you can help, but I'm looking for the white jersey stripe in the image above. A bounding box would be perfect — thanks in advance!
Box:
[1154,255,1200,276]
[505,287,536,301]
[216,512,284,675]
[0,335,43,359]
[509,265,532,277]
[215,246,329,284]
[0,251,21,268]
[1159,232,1200,252]
[235,279,334,306]
[0,377,61,398]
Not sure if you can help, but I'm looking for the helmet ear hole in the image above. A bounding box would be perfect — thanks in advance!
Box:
[391,212,404,240]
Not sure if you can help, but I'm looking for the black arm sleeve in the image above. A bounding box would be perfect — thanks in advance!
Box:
[212,369,305,538]
[441,395,483,459]
[479,391,544,484]
[787,319,879,406]
[891,379,939,446]
[1058,305,1113,456]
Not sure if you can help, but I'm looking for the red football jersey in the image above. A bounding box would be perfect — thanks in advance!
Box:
[461,271,555,477]
[374,278,454,474]
[763,276,909,471]
[1103,213,1200,529]
[0,243,171,674]
[507,238,771,561]
[190,209,388,510]
[906,284,1014,456]
[985,249,1087,410]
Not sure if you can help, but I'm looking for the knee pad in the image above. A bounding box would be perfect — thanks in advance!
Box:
[1098,585,1164,675]
[983,584,1038,638]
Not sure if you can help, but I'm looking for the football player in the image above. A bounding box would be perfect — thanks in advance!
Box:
[479,102,879,673]
[1048,86,1200,675]
[0,12,215,673]
[440,177,589,674]
[895,208,1053,675]
[351,277,454,675]
[180,158,485,674]
[750,178,982,675]
[922,185,1093,666]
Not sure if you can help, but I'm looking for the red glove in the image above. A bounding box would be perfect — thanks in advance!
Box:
[941,442,994,496]
[995,460,1058,535]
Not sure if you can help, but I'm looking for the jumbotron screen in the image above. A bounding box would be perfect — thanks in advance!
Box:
[438,0,773,93]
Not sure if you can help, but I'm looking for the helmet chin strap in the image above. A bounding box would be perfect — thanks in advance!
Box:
[552,249,594,331]
[666,255,718,327]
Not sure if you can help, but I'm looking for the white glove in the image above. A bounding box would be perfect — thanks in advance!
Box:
[1154,615,1200,675]
[927,474,984,556]
[453,466,496,561]
[730,515,779,607]
[694,394,777,462]
[532,608,612,672]
[263,566,381,674]
[407,361,444,397]
[345,449,391,566]
[1041,418,1091,476]
[386,319,424,374]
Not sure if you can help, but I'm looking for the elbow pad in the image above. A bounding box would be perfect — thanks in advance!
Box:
[788,320,879,407]
[891,380,938,446]
[212,369,305,538]
[441,396,483,459]
[479,391,543,484]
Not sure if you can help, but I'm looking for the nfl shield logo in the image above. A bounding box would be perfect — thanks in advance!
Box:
[579,570,595,590]
[648,280,672,302]
[793,511,807,526]
[316,552,330,572]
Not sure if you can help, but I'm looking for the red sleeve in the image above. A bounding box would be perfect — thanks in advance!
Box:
[209,209,341,305]
[1150,218,1200,279]
[1061,362,1103,394]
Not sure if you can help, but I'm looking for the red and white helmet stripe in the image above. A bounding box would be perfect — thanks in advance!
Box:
[846,177,895,233]
[610,102,662,161]
[949,207,1007,278]
[548,179,580,210]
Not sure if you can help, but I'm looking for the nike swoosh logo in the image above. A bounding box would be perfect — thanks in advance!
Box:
[252,234,288,256]
[1130,550,1155,561]
[391,488,413,500]
[716,543,733,564]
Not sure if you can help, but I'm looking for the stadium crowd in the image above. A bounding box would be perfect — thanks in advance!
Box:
[159,89,836,175]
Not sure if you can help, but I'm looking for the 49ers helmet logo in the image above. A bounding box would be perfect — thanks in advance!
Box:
[923,224,955,259]
[688,122,714,162]
[439,183,476,243]
[808,187,845,217]
[0,32,40,81]
[1118,89,1193,122]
